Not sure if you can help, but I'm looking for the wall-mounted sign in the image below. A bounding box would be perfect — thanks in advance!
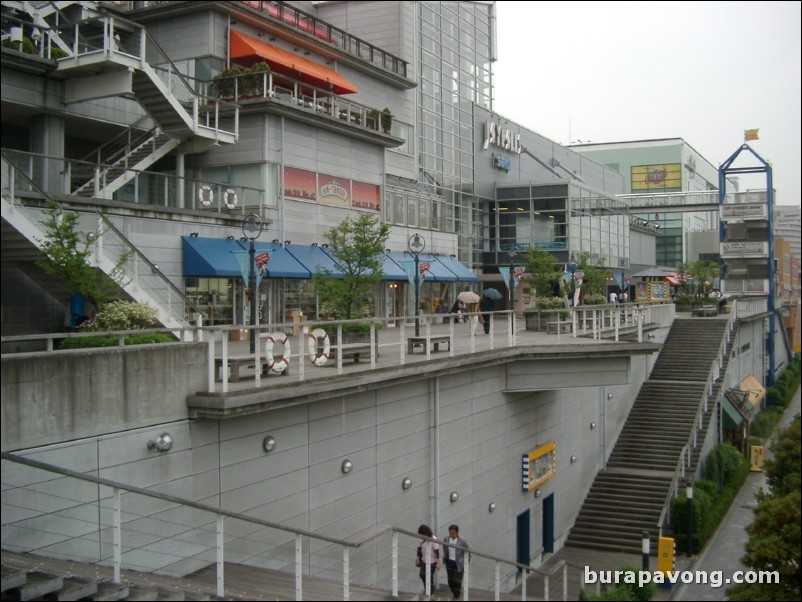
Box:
[493,153,512,172]
[631,163,682,191]
[522,441,556,491]
[483,121,522,154]
[721,241,769,257]
[721,203,767,220]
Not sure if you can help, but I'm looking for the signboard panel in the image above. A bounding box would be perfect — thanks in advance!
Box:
[522,441,556,491]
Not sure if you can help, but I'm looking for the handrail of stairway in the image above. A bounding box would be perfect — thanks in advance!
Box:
[1,450,552,601]
[76,117,157,167]
[656,303,739,534]
[3,148,266,213]
[1,151,202,327]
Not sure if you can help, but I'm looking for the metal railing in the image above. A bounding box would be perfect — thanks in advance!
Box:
[2,149,268,212]
[1,451,565,601]
[571,302,675,341]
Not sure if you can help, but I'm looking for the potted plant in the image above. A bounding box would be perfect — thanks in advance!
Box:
[243,61,270,97]
[380,107,393,133]
[524,296,566,331]
[210,66,244,99]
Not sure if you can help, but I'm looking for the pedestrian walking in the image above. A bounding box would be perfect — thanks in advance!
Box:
[609,291,618,304]
[416,524,441,596]
[479,296,493,334]
[442,524,469,600]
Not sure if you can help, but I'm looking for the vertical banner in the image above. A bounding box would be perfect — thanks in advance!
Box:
[232,250,268,288]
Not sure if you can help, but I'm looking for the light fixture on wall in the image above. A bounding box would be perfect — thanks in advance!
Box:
[341,459,353,474]
[226,235,235,240]
[534,488,542,498]
[269,36,276,42]
[449,491,459,503]
[402,477,412,490]
[272,239,280,244]
[263,435,277,452]
[311,242,318,247]
[151,264,159,273]
[284,240,291,246]
[590,421,597,430]
[85,231,96,243]
[570,455,577,464]
[488,502,496,513]
[190,232,199,238]
[607,392,613,400]
[321,243,329,248]
[147,433,173,453]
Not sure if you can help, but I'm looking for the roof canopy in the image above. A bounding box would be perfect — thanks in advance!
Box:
[229,30,358,95]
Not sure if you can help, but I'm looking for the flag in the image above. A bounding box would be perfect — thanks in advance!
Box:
[744,129,759,141]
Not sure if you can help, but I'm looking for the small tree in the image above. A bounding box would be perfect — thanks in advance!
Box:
[313,214,390,320]
[575,251,610,298]
[36,201,128,311]
[688,259,719,297]
[523,247,559,299]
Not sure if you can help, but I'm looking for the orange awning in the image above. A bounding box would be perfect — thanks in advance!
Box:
[229,30,358,95]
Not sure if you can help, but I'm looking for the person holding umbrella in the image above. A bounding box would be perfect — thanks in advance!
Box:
[456,290,480,327]
[480,288,503,334]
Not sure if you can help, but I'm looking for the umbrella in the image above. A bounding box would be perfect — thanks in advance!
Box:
[482,288,503,300]
[457,291,480,304]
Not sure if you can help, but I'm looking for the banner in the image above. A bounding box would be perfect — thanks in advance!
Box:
[232,250,269,289]
[500,266,526,291]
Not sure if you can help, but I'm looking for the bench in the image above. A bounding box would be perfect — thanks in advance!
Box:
[328,343,375,363]
[407,335,452,354]
[215,354,289,382]
[692,305,718,317]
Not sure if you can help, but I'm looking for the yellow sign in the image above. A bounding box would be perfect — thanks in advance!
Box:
[522,442,556,491]
[657,537,675,576]
[744,128,759,141]
[631,163,682,191]
[750,446,765,472]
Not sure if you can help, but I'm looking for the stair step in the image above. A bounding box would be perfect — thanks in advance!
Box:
[58,576,98,601]
[95,581,130,601]
[13,571,63,600]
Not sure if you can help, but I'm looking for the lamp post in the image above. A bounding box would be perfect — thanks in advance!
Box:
[242,213,263,354]
[508,251,516,335]
[408,233,425,337]
[686,478,694,557]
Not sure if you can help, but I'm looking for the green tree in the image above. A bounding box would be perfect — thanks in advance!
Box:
[688,259,719,297]
[312,214,390,320]
[728,414,801,601]
[576,251,610,298]
[36,202,128,310]
[523,246,559,299]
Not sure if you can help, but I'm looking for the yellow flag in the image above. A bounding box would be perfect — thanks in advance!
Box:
[744,129,759,141]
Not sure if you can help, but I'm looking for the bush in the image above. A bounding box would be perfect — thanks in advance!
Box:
[583,293,607,305]
[96,301,158,330]
[59,333,172,349]
[528,296,564,310]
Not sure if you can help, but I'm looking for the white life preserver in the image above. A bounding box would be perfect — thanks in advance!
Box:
[307,328,330,366]
[264,332,290,373]
[223,187,238,209]
[198,185,214,207]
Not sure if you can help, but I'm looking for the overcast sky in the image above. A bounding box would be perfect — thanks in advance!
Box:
[493,1,801,206]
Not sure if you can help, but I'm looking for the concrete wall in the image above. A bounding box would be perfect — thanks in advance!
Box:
[2,351,651,593]
[1,343,207,451]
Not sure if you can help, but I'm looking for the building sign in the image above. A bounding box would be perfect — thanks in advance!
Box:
[483,120,522,154]
[319,174,350,207]
[493,153,512,172]
[522,441,556,491]
[721,241,768,257]
[284,167,317,201]
[352,181,381,212]
[721,203,767,220]
[631,163,682,192]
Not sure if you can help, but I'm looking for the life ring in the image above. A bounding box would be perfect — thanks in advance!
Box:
[307,328,330,366]
[198,185,213,207]
[264,332,290,373]
[223,187,238,209]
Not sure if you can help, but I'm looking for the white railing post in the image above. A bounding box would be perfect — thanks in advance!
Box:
[463,556,470,600]
[295,533,303,601]
[563,563,568,601]
[425,319,432,360]
[208,330,216,392]
[521,568,526,600]
[449,316,456,357]
[298,327,306,382]
[216,514,224,597]
[399,321,406,365]
[222,333,229,393]
[544,572,550,601]
[342,546,350,601]
[572,310,578,338]
[112,487,121,584]
[495,561,501,601]
[392,531,399,598]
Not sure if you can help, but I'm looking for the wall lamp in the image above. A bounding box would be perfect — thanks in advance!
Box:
[147,433,173,453]
[226,235,235,240]
[607,392,613,400]
[321,243,329,248]
[269,36,276,42]
[263,435,277,452]
[311,242,318,247]
[272,239,280,244]
[570,455,577,464]
[534,488,542,498]
[488,502,496,513]
[151,264,159,273]
[450,491,459,503]
[86,231,96,242]
[284,240,291,246]
[189,232,199,238]
[402,477,412,490]
[385,248,392,253]
[590,421,597,430]
[341,459,353,474]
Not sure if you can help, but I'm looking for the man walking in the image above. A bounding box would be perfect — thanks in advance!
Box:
[443,524,469,600]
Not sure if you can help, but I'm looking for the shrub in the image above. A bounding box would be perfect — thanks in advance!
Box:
[583,293,607,305]
[59,333,172,349]
[96,301,158,330]
[529,296,564,310]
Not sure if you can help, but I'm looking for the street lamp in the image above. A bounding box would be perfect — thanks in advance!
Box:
[508,250,516,335]
[408,233,425,337]
[242,213,264,354]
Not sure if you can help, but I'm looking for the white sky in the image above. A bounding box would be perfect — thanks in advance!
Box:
[493,1,801,206]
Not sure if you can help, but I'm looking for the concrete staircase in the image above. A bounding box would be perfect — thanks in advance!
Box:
[566,318,730,555]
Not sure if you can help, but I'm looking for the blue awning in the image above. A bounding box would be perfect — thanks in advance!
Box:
[380,252,409,280]
[285,244,343,276]
[387,252,469,282]
[182,237,309,279]
[438,256,479,282]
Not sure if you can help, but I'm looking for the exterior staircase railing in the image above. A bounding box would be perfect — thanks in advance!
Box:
[1,450,565,601]
[656,303,739,535]
[1,152,202,330]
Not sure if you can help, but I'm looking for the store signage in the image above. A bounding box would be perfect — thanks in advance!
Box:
[721,203,767,220]
[721,241,768,256]
[493,154,511,172]
[483,120,522,154]
[522,441,555,491]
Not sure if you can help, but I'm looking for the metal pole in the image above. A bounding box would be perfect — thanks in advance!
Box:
[509,254,515,336]
[686,480,694,557]
[249,239,256,354]
[414,253,420,337]
[642,530,649,571]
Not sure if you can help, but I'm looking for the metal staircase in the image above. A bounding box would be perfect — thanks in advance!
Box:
[566,317,733,554]
[2,154,199,331]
